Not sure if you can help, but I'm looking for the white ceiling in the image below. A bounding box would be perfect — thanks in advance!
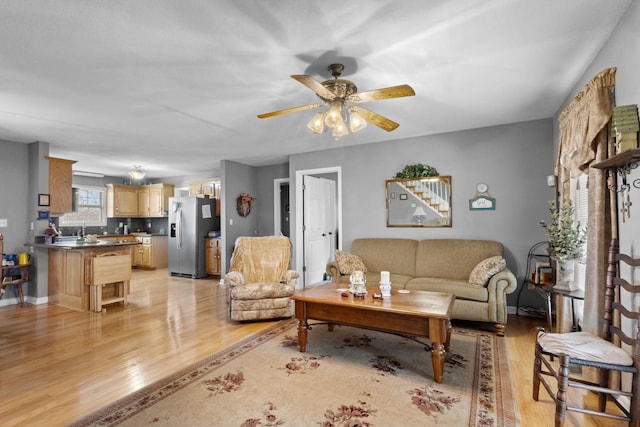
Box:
[0,0,631,179]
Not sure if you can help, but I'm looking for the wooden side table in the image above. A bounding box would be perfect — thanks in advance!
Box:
[1,264,31,306]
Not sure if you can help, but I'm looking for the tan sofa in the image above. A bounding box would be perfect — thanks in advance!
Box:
[326,238,517,336]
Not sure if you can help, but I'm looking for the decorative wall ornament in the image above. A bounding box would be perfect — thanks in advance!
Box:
[469,183,496,211]
[236,193,256,217]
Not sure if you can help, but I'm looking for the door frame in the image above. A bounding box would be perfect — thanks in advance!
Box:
[295,166,342,287]
[273,178,289,236]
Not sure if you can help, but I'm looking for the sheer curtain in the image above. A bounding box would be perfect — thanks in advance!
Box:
[556,67,617,334]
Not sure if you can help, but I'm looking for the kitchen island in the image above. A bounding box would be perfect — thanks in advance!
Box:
[41,240,140,311]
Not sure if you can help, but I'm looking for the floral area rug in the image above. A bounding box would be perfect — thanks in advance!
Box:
[70,320,519,426]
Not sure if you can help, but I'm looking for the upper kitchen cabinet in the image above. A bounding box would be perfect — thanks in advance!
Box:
[189,178,220,198]
[107,184,138,217]
[137,185,150,217]
[147,183,174,217]
[45,156,77,214]
[107,183,174,218]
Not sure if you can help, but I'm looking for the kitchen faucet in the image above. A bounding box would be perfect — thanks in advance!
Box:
[49,223,62,236]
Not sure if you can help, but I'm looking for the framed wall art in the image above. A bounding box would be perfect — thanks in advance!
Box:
[38,193,50,207]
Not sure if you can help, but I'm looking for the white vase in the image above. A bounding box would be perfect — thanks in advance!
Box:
[554,258,579,291]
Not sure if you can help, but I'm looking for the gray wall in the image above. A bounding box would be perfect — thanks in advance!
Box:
[289,118,555,307]
[221,160,259,274]
[0,140,31,254]
[0,140,50,304]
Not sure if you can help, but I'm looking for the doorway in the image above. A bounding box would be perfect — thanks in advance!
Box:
[273,178,290,237]
[295,167,342,287]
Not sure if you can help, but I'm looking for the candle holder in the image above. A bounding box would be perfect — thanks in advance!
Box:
[379,281,392,297]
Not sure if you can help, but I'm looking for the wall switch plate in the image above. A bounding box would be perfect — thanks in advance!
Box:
[0,219,7,227]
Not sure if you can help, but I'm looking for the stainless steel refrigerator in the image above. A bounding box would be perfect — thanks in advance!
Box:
[168,196,219,278]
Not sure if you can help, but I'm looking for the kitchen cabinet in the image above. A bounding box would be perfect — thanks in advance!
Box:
[133,237,152,267]
[205,237,221,276]
[107,184,139,217]
[46,156,77,214]
[107,183,174,218]
[132,235,168,269]
[137,186,150,217]
[147,183,174,217]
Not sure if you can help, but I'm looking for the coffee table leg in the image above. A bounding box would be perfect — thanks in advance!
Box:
[429,318,447,383]
[297,319,308,353]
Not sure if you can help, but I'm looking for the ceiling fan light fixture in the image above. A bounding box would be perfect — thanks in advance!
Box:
[332,119,349,138]
[307,112,325,134]
[348,107,367,133]
[129,165,146,180]
[324,101,343,128]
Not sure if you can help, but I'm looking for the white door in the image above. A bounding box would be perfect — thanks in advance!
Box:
[303,175,336,285]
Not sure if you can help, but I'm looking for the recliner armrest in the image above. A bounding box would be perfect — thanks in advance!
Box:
[224,271,245,288]
[282,270,299,287]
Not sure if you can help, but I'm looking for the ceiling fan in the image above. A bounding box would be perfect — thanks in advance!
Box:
[258,63,415,136]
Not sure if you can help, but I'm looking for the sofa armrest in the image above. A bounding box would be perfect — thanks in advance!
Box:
[224,271,245,288]
[326,261,341,282]
[487,268,518,295]
[486,268,517,324]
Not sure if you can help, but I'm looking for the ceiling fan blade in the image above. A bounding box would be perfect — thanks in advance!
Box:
[257,103,322,119]
[291,75,336,100]
[348,84,415,103]
[354,106,400,132]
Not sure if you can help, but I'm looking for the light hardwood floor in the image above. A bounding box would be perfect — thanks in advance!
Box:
[0,269,624,426]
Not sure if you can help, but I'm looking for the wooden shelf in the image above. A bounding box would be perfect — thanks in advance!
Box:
[591,148,640,169]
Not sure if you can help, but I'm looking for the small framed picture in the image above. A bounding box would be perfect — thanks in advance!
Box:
[38,194,50,206]
[399,193,408,200]
[538,267,553,285]
[37,210,50,220]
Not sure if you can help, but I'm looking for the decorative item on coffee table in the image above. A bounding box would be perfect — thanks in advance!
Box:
[539,199,586,291]
[349,270,367,298]
[379,270,392,296]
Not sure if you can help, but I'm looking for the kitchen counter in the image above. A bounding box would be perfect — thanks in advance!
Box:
[35,240,141,249]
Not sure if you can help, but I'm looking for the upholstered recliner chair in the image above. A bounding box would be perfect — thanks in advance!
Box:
[225,236,298,321]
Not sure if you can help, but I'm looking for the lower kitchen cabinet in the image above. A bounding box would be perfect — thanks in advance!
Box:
[205,237,221,276]
[133,235,167,269]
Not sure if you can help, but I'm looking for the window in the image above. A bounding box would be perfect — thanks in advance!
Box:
[570,173,589,286]
[59,185,107,226]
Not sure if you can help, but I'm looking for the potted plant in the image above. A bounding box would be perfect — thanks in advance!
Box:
[393,163,439,179]
[539,199,587,290]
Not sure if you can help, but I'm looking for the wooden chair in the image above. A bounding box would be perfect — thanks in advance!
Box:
[533,238,640,426]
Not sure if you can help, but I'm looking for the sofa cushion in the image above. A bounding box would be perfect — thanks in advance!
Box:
[415,239,503,280]
[351,238,418,277]
[469,256,507,287]
[335,250,368,274]
[405,277,488,302]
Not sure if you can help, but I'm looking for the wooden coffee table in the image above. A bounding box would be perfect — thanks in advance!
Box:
[291,283,454,383]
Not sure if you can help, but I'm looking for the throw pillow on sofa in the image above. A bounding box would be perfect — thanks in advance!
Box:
[335,250,368,275]
[469,256,506,287]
